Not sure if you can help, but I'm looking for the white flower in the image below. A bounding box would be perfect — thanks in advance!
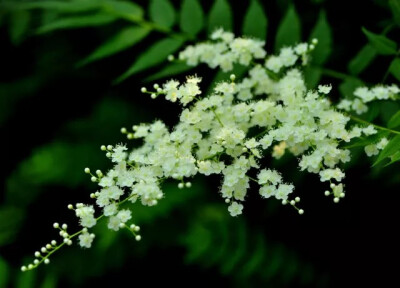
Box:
[318,84,332,94]
[79,232,95,248]
[228,201,243,217]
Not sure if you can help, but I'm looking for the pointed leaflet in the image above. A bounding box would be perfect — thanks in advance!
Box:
[388,110,400,128]
[149,0,175,29]
[389,0,400,26]
[145,62,193,82]
[101,1,144,22]
[179,0,204,37]
[208,0,233,34]
[309,10,332,65]
[77,26,150,67]
[36,13,117,34]
[115,38,185,83]
[274,5,301,52]
[373,134,400,166]
[362,27,397,55]
[389,58,400,81]
[348,44,377,75]
[242,0,267,40]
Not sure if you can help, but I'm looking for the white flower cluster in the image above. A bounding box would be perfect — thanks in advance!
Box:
[24,29,390,272]
[338,85,400,115]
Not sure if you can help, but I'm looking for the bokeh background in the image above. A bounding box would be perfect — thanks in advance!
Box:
[1,0,400,287]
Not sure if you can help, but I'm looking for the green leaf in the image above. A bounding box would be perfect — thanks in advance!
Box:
[389,0,400,26]
[0,206,25,246]
[389,58,400,81]
[102,1,144,21]
[275,5,301,52]
[373,134,400,166]
[16,270,36,288]
[9,9,30,45]
[145,61,193,82]
[77,26,150,67]
[338,77,364,98]
[115,38,185,83]
[242,0,267,40]
[2,0,100,13]
[149,0,175,28]
[179,0,204,37]
[208,0,233,34]
[0,257,9,288]
[309,10,332,65]
[348,44,377,75]
[362,27,397,55]
[36,13,117,34]
[388,110,400,128]
[385,151,400,166]
[39,274,57,288]
[304,66,322,89]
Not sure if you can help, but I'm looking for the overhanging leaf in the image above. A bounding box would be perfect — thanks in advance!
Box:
[179,0,204,37]
[304,66,322,89]
[275,5,301,51]
[115,37,185,83]
[309,10,332,65]
[149,0,175,29]
[208,0,233,34]
[362,27,397,55]
[77,26,150,67]
[373,134,400,166]
[348,44,377,75]
[242,0,267,40]
[36,13,117,34]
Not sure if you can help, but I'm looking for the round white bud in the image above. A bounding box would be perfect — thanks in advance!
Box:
[34,251,41,257]
[100,145,107,151]
[309,44,315,50]
[96,170,102,176]
[151,200,158,205]
[107,145,113,151]
[167,55,174,61]
[28,264,33,269]
[127,133,134,140]
[340,193,345,198]
[62,224,68,230]
[135,235,141,241]
[120,127,127,134]
[178,183,184,189]
[90,193,96,198]
[225,198,230,203]
[91,176,97,182]
[46,244,52,249]
[156,88,162,93]
[134,226,140,232]
[333,197,340,203]
[141,87,147,93]
[298,209,304,215]
[324,191,330,196]
[67,204,73,210]
[230,74,236,81]
[84,168,90,174]
[41,247,47,253]
[51,240,57,246]
[44,259,50,264]
[242,147,248,153]
[67,240,73,246]
[119,223,125,228]
[290,200,295,205]
[282,200,288,205]
[312,38,318,45]
[82,228,88,233]
[63,238,69,243]
[153,84,159,89]
[132,125,138,131]
[53,223,59,229]
[151,93,156,99]
[295,197,300,202]
[185,182,192,188]
[21,266,27,272]
[34,259,39,265]
[330,183,335,189]
[130,224,136,229]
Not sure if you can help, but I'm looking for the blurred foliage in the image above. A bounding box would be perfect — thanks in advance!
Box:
[0,0,400,287]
